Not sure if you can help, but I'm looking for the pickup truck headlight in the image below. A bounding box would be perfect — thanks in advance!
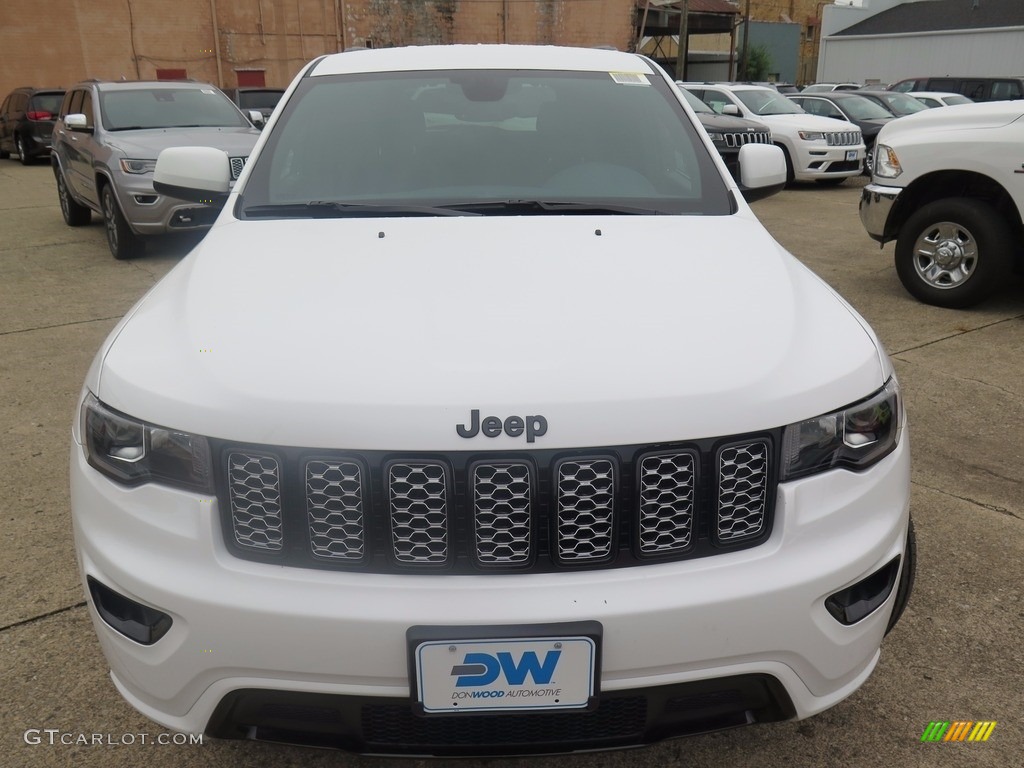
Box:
[119,158,157,174]
[798,131,826,141]
[82,393,212,491]
[873,144,902,178]
[781,378,900,481]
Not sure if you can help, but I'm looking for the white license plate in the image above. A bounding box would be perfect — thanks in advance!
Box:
[415,636,597,713]
[846,149,858,161]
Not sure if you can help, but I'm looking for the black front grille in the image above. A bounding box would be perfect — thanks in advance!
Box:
[214,433,778,574]
[723,130,771,148]
[205,676,796,756]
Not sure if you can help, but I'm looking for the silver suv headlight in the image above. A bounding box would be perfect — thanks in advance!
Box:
[781,377,901,481]
[81,393,212,491]
[119,158,157,174]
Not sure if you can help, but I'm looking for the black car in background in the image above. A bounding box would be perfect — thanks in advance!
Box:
[854,89,929,118]
[676,85,772,180]
[787,91,896,173]
[0,86,65,164]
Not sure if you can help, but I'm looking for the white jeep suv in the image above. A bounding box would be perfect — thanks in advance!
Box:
[682,83,865,185]
[71,45,912,757]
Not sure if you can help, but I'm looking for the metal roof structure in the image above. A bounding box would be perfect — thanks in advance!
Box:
[834,0,1024,37]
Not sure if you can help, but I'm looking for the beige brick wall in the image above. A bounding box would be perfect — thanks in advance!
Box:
[1,1,637,100]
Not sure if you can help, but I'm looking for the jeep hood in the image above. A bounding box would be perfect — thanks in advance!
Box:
[95,214,886,450]
[103,127,260,158]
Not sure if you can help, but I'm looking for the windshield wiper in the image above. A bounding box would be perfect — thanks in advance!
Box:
[242,201,481,218]
[438,200,664,215]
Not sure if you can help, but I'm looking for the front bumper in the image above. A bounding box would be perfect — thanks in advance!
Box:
[110,173,221,235]
[789,142,864,181]
[70,430,911,752]
[859,183,903,244]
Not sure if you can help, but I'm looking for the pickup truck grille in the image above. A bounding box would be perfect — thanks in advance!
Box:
[723,131,771,148]
[218,435,776,574]
[825,131,860,147]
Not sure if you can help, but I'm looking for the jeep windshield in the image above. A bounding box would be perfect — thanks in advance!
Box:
[100,87,251,131]
[238,69,733,217]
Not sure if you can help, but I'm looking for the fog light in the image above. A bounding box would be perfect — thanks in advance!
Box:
[87,577,172,645]
[825,556,900,625]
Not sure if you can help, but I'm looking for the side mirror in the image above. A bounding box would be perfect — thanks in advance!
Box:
[65,113,93,133]
[248,110,266,129]
[154,146,233,204]
[737,143,787,202]
[721,104,741,116]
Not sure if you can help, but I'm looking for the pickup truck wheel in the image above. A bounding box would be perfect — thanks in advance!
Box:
[895,198,1012,308]
[55,169,91,226]
[102,184,144,260]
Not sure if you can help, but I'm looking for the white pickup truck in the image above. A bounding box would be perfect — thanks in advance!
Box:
[859,101,1024,307]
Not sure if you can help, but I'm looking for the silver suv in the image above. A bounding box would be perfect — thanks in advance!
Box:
[51,80,261,259]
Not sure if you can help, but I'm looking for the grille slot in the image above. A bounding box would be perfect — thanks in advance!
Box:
[555,458,616,563]
[227,452,284,551]
[387,461,450,565]
[229,156,247,179]
[637,451,696,555]
[472,461,533,566]
[716,440,770,543]
[220,436,777,573]
[306,460,366,561]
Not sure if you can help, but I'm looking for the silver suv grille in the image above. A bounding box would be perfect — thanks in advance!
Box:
[221,436,776,573]
[229,156,247,180]
[723,131,771,148]
[825,131,860,147]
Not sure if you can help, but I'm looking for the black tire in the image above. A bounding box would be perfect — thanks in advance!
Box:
[16,134,32,165]
[55,168,91,226]
[885,517,916,635]
[0,146,9,159]
[101,184,144,260]
[894,197,1013,308]
[776,143,794,185]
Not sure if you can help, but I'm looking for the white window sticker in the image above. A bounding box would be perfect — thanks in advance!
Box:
[610,72,650,86]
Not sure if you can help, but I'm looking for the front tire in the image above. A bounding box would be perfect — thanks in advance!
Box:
[101,184,144,260]
[894,198,1012,308]
[885,518,916,635]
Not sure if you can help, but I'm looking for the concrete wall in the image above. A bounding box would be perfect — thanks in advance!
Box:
[0,0,636,99]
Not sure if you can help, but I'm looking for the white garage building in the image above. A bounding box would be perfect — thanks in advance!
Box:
[817,0,1024,86]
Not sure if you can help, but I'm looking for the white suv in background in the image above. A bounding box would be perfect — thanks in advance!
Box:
[682,83,865,185]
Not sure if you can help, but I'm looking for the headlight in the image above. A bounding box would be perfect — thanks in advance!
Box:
[873,144,902,178]
[781,378,900,481]
[81,393,212,491]
[706,131,725,142]
[119,158,157,174]
[798,131,826,141]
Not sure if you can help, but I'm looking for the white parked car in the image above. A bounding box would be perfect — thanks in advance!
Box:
[907,91,974,109]
[71,45,913,756]
[681,83,865,185]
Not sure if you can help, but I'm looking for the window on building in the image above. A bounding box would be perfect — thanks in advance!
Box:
[156,69,188,81]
